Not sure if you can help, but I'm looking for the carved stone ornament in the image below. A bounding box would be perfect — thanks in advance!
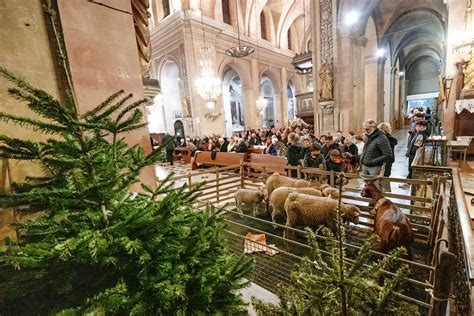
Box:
[204,111,222,121]
[131,0,151,79]
[320,0,333,65]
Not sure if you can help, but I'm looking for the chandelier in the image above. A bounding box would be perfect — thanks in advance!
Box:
[225,0,254,57]
[195,45,221,101]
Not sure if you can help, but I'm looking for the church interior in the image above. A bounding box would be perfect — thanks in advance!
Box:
[1,0,474,314]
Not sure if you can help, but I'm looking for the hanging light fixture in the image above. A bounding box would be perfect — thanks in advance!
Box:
[195,4,221,102]
[225,0,255,57]
[292,0,312,75]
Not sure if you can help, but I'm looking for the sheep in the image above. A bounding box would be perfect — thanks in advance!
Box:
[235,188,265,217]
[268,187,322,229]
[283,193,360,238]
[265,172,311,198]
[319,183,330,191]
[322,187,340,200]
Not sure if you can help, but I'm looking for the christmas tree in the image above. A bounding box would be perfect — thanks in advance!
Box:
[0,8,251,313]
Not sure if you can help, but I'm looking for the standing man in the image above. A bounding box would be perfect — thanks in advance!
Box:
[360,119,393,176]
[163,132,176,166]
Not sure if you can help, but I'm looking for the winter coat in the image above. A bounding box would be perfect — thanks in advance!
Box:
[406,129,429,158]
[235,142,248,153]
[304,153,326,169]
[287,144,304,166]
[219,141,229,152]
[326,157,342,172]
[163,134,176,151]
[385,133,398,163]
[360,129,393,167]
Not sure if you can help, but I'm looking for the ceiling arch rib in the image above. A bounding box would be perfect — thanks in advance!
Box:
[392,30,443,64]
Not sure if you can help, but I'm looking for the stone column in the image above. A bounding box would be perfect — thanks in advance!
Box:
[339,30,367,132]
[389,67,397,126]
[394,72,401,128]
[376,56,386,123]
[364,55,378,121]
[279,67,288,128]
[399,75,407,123]
[250,58,260,128]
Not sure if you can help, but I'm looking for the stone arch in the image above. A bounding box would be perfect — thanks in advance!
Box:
[260,6,276,45]
[287,73,304,93]
[217,58,252,90]
[159,60,182,134]
[259,66,281,93]
[222,67,245,136]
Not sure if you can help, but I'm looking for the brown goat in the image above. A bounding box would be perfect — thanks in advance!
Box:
[360,169,413,258]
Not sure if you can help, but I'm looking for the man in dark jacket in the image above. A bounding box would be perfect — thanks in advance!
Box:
[163,133,176,166]
[360,119,393,176]
[235,138,248,153]
[218,137,229,152]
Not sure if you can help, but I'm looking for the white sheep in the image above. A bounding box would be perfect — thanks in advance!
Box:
[283,193,360,238]
[265,173,311,198]
[268,187,322,229]
[322,187,340,200]
[235,188,265,217]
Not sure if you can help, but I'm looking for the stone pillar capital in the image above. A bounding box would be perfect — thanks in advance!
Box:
[349,32,367,47]
[377,56,387,66]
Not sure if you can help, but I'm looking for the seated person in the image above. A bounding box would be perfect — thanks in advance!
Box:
[235,138,248,153]
[266,137,278,155]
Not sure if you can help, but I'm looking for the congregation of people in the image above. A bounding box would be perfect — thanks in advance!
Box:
[160,108,435,189]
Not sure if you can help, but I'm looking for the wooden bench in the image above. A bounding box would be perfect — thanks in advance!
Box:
[192,151,246,170]
[173,147,192,164]
[249,153,288,175]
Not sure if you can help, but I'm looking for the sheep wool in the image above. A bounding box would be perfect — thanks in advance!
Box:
[322,187,340,200]
[268,187,322,228]
[283,193,360,237]
[265,172,311,198]
[235,188,265,217]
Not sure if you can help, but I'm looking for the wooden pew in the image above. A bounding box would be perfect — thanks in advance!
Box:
[192,151,246,170]
[249,153,288,175]
[173,147,192,164]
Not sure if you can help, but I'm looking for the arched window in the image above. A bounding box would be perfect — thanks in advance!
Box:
[162,0,170,18]
[260,12,268,40]
[222,0,231,24]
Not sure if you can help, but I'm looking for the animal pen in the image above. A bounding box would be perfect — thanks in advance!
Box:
[164,160,472,315]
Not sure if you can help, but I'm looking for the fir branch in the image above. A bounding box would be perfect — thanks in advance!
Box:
[7,87,75,127]
[114,99,148,125]
[0,112,69,134]
[89,93,134,124]
[82,90,125,120]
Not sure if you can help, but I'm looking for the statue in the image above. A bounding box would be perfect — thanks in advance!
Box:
[462,58,474,96]
[182,97,192,117]
[131,0,151,79]
[319,63,333,101]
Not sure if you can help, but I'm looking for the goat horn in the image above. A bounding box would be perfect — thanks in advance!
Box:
[378,163,386,178]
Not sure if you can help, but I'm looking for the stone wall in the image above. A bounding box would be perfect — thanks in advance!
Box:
[0,0,61,241]
[0,0,156,242]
